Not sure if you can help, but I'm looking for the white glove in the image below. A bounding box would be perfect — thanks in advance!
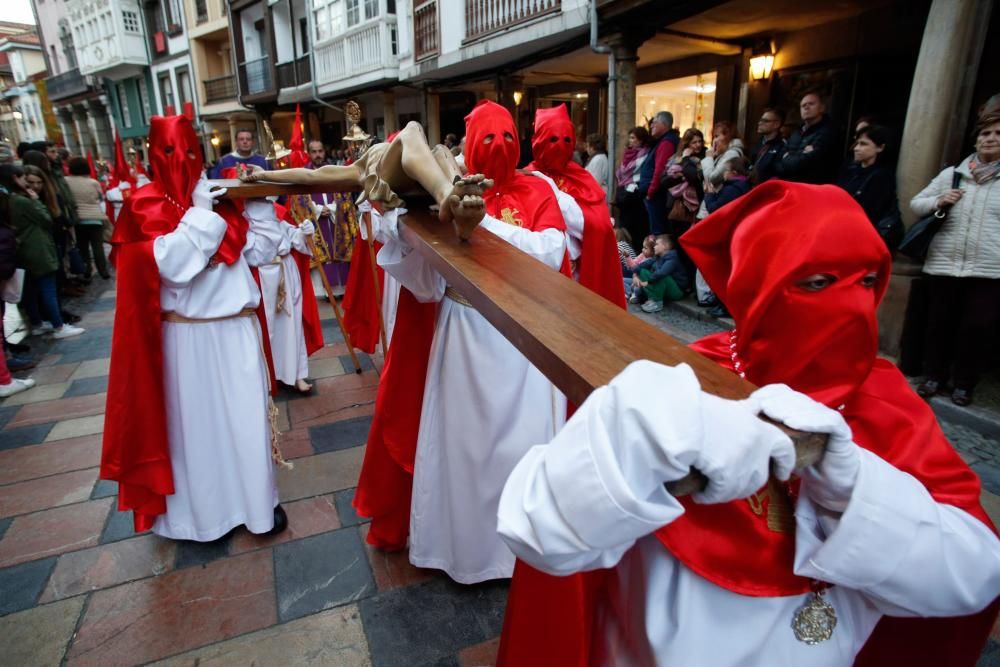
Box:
[119,181,131,191]
[691,392,796,504]
[749,384,858,512]
[299,220,315,236]
[192,179,227,210]
[625,183,638,193]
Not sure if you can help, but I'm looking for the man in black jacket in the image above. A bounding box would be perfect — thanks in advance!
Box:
[749,108,785,185]
[776,93,840,184]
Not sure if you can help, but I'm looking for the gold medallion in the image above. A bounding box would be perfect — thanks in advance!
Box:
[792,590,837,645]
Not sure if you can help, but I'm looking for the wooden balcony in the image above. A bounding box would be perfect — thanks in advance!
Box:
[276,55,311,89]
[313,16,397,90]
[413,0,439,61]
[203,73,236,104]
[464,0,560,42]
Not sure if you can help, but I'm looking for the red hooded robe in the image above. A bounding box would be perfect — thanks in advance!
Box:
[353,101,569,548]
[497,181,999,666]
[101,116,271,532]
[526,104,625,309]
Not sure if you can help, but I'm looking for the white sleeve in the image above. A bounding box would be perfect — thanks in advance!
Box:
[283,221,311,255]
[479,216,567,271]
[794,449,1000,617]
[909,167,953,218]
[498,361,708,575]
[527,172,585,259]
[241,200,283,268]
[153,207,227,287]
[377,236,445,303]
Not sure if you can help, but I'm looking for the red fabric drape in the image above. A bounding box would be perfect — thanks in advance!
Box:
[342,231,383,354]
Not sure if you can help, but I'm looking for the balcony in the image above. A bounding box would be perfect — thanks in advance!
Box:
[464,0,560,42]
[67,0,150,80]
[313,16,397,93]
[413,0,438,61]
[239,56,272,96]
[276,56,311,89]
[203,73,236,104]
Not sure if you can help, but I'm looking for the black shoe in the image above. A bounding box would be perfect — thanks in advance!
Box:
[708,304,730,319]
[266,505,288,536]
[916,379,942,398]
[100,273,111,280]
[7,341,31,355]
[62,311,81,324]
[951,388,973,407]
[6,355,37,372]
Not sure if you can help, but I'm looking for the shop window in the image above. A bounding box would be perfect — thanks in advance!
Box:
[635,72,716,136]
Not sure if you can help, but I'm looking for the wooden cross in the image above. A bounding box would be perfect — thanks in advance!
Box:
[215,179,827,495]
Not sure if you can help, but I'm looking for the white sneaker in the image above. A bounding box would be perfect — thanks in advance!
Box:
[52,324,85,339]
[30,322,55,336]
[0,377,35,398]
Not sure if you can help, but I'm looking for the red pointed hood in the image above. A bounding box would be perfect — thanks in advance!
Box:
[147,115,203,207]
[464,100,519,186]
[289,104,309,168]
[113,132,134,188]
[681,180,892,408]
[530,104,576,173]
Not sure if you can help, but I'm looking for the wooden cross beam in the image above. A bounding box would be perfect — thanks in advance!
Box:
[217,180,826,495]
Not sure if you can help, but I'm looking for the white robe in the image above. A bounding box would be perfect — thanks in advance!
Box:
[258,219,311,385]
[378,212,568,583]
[151,202,281,541]
[498,361,1000,666]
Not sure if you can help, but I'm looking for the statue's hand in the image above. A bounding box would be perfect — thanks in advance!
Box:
[441,174,494,241]
[239,165,266,183]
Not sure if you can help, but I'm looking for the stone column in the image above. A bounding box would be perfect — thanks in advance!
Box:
[228,116,239,149]
[382,90,398,136]
[607,35,641,169]
[897,0,992,224]
[425,91,440,146]
[57,108,77,153]
[881,0,992,361]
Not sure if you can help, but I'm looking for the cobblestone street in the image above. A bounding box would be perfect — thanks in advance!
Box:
[0,283,997,665]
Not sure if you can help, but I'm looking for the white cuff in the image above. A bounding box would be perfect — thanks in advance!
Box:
[794,449,923,587]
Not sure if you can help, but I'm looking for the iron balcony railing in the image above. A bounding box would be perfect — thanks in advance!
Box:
[203,73,236,104]
[45,68,93,101]
[413,0,438,60]
[464,0,560,42]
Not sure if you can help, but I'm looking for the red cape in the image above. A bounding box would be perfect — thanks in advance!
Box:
[273,202,324,356]
[342,230,384,355]
[497,346,998,666]
[101,187,260,532]
[352,288,437,549]
[353,179,569,548]
[526,162,625,309]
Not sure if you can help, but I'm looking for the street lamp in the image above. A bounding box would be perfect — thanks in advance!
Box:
[512,91,523,107]
[749,54,775,81]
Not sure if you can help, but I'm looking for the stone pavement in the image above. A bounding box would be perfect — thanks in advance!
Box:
[0,281,505,666]
[1,282,999,665]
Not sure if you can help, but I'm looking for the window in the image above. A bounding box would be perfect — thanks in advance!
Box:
[390,24,396,55]
[346,0,359,26]
[49,45,59,74]
[177,67,193,106]
[59,20,77,69]
[386,0,394,14]
[299,17,309,53]
[363,0,377,20]
[169,0,183,29]
[117,82,132,128]
[312,0,341,42]
[195,0,208,22]
[137,76,151,124]
[123,10,141,33]
[158,73,174,111]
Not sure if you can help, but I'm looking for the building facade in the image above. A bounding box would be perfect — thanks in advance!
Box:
[0,28,49,145]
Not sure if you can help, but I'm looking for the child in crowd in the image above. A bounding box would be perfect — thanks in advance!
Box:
[623,234,655,298]
[704,157,751,214]
[616,226,636,272]
[629,234,690,313]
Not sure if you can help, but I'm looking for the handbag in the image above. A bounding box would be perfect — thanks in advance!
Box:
[875,205,905,252]
[2,268,25,304]
[67,244,87,275]
[898,168,962,261]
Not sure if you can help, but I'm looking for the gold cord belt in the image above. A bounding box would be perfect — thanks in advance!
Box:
[161,308,256,323]
[444,286,472,307]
